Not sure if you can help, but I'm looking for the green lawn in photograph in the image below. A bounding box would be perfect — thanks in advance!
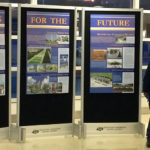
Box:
[91,73,112,80]
[28,49,46,64]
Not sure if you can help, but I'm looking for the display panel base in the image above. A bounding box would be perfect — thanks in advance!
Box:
[84,123,145,137]
[22,123,73,138]
[0,128,8,139]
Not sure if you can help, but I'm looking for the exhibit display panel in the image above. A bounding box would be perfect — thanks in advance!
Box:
[0,4,11,139]
[18,4,75,137]
[82,8,143,136]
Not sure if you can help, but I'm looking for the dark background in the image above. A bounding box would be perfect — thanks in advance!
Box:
[84,11,141,123]
[20,8,74,126]
[0,7,9,128]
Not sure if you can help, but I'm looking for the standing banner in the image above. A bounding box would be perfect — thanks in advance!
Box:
[82,8,143,136]
[18,5,75,138]
[0,4,11,139]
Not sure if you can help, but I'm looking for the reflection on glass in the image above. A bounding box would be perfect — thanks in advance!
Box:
[143,42,150,66]
[0,0,30,3]
[140,0,150,10]
[38,0,132,8]
[76,40,81,66]
[143,14,150,38]
[12,7,17,35]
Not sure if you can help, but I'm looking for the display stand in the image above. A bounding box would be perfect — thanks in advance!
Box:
[0,4,11,140]
[12,4,76,141]
[81,8,144,137]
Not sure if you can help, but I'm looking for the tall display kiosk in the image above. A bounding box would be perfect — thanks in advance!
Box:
[0,4,11,140]
[17,4,76,140]
[82,8,144,136]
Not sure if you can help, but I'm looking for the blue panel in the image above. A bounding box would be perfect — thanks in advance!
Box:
[11,71,17,98]
[76,40,81,66]
[12,39,17,67]
[76,74,81,95]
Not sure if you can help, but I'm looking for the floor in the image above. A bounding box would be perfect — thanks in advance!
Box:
[0,135,148,150]
[0,114,150,150]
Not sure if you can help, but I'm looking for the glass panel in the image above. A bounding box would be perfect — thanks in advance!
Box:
[143,14,150,38]
[38,0,133,8]
[11,71,17,98]
[76,74,81,95]
[140,0,150,10]
[77,11,82,37]
[143,42,150,66]
[12,7,17,35]
[12,40,17,67]
[76,40,81,66]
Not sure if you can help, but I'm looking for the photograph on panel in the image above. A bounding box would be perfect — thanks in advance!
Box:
[90,73,112,87]
[113,72,134,93]
[27,47,51,64]
[0,74,5,95]
[115,34,135,44]
[107,59,122,68]
[58,48,69,73]
[0,49,5,70]
[107,48,122,58]
[45,33,69,45]
[91,49,106,61]
[46,64,58,72]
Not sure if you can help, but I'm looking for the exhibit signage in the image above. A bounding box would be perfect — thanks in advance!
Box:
[90,14,135,93]
[0,10,5,96]
[84,10,141,123]
[19,6,74,127]
[26,11,70,95]
[0,5,9,129]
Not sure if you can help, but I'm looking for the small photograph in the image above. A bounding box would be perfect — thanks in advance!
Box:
[27,48,51,64]
[0,34,5,45]
[46,64,58,72]
[45,33,58,45]
[58,48,69,73]
[115,34,127,44]
[107,59,122,68]
[0,50,5,70]
[27,76,50,94]
[56,82,62,93]
[107,48,122,58]
[27,76,42,94]
[27,64,37,72]
[49,82,62,93]
[90,73,112,87]
[45,33,69,45]
[37,64,46,72]
[27,76,63,94]
[57,35,69,44]
[113,83,134,93]
[91,49,106,61]
[60,54,69,69]
[41,76,51,94]
[0,74,5,95]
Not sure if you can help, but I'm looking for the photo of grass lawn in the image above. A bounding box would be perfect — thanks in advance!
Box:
[28,48,51,64]
[46,64,57,72]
